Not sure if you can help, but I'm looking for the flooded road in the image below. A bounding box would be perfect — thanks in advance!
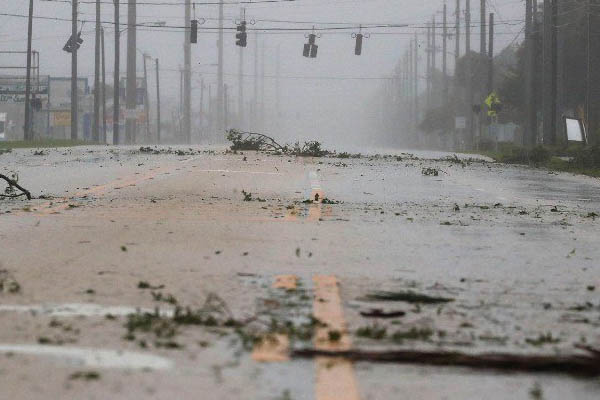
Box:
[1,146,599,399]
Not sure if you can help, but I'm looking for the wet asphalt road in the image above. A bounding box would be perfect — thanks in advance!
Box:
[0,145,599,399]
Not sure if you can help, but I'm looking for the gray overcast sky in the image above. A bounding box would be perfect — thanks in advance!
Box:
[0,0,525,145]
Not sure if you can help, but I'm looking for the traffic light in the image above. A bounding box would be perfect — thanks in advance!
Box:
[191,19,198,44]
[303,33,318,58]
[236,21,247,47]
[355,33,363,55]
[63,32,83,53]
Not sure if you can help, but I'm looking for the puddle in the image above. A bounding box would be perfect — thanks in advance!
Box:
[0,344,173,370]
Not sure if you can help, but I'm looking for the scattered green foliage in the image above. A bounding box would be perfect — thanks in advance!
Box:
[525,333,560,346]
[69,371,101,381]
[421,167,440,176]
[137,281,164,290]
[241,190,266,202]
[356,324,387,340]
[151,291,179,305]
[391,327,434,343]
[0,270,21,294]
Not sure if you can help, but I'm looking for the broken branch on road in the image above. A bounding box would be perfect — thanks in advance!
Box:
[227,129,331,157]
[291,347,600,377]
[0,173,32,200]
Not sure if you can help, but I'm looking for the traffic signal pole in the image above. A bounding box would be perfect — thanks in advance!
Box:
[113,0,120,144]
[217,0,224,134]
[71,0,78,140]
[238,8,245,128]
[93,0,100,142]
[183,0,191,143]
[155,58,161,144]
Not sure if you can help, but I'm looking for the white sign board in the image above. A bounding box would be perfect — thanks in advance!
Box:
[455,116,467,130]
[565,117,586,143]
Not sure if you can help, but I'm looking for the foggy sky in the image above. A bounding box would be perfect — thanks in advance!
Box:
[0,0,524,147]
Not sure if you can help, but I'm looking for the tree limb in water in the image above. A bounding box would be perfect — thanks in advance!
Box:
[0,173,32,200]
[291,348,600,377]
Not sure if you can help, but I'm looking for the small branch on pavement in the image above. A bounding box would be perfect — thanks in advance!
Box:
[291,348,600,377]
[0,173,32,200]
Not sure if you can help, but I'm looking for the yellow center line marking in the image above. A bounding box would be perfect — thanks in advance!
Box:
[313,275,360,400]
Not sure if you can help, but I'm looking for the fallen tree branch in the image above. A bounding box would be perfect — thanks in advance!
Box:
[0,173,32,200]
[291,348,600,377]
[227,129,286,152]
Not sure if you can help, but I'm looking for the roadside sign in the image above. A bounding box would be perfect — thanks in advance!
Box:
[565,117,587,143]
[455,116,467,130]
[485,92,501,117]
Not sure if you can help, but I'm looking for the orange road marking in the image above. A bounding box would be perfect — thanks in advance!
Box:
[313,275,360,400]
[31,166,171,216]
[273,274,298,290]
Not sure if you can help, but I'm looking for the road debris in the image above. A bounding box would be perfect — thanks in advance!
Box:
[0,172,32,200]
[363,290,454,304]
[291,347,600,377]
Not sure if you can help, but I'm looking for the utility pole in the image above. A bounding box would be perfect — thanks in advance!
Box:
[542,0,557,145]
[276,43,281,129]
[155,58,161,143]
[253,31,258,130]
[443,3,448,105]
[238,8,245,128]
[71,0,78,140]
[217,0,224,134]
[101,27,107,143]
[24,0,34,141]
[525,0,536,146]
[113,0,120,145]
[224,83,229,131]
[414,32,419,130]
[488,13,494,95]
[585,0,591,140]
[261,40,265,130]
[455,0,460,64]
[93,0,100,142]
[426,24,431,109]
[480,0,486,55]
[143,54,150,142]
[126,0,137,144]
[408,41,414,127]
[208,84,213,133]
[465,0,473,147]
[199,78,204,139]
[432,15,436,88]
[183,0,191,143]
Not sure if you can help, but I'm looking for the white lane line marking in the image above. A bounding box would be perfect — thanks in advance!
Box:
[0,303,174,318]
[0,344,173,370]
[196,169,282,175]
